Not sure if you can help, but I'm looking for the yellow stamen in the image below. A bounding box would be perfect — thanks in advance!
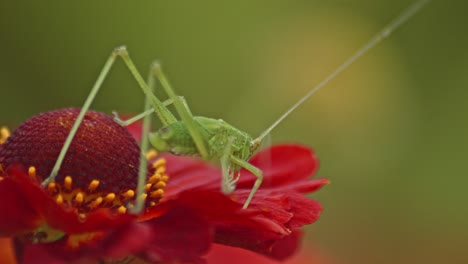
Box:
[150,189,164,198]
[33,145,169,216]
[64,176,72,190]
[145,183,152,192]
[90,197,103,208]
[152,158,166,169]
[0,127,10,144]
[148,174,160,184]
[75,192,84,204]
[155,167,166,175]
[161,175,170,182]
[79,213,86,220]
[105,193,115,203]
[122,190,135,199]
[56,194,64,204]
[155,182,166,189]
[146,149,158,160]
[88,180,100,191]
[117,206,127,214]
[28,166,36,179]
[47,182,56,192]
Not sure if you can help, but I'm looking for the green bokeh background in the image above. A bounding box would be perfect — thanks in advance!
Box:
[1,1,466,264]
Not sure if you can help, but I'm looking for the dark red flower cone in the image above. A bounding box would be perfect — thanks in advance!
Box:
[0,108,142,193]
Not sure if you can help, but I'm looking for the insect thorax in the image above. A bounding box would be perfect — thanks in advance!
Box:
[149,116,254,162]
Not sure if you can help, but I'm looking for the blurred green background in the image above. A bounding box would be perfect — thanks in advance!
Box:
[1,1,466,263]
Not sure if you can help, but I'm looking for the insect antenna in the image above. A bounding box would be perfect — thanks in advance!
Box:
[252,0,430,146]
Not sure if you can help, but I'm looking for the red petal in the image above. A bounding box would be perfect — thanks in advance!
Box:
[100,223,152,259]
[50,209,134,235]
[162,154,220,198]
[161,191,317,260]
[206,242,333,264]
[163,144,320,199]
[142,206,213,263]
[17,204,214,263]
[16,240,66,264]
[3,165,134,236]
[214,226,304,260]
[0,171,43,235]
[17,223,151,263]
[265,178,330,194]
[236,144,319,189]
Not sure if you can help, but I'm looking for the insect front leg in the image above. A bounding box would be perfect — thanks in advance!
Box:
[113,96,189,127]
[43,47,128,186]
[220,137,239,194]
[230,155,263,209]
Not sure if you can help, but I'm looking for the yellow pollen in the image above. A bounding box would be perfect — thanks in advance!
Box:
[75,192,84,204]
[79,213,86,220]
[47,182,56,192]
[105,193,116,203]
[148,174,160,184]
[0,127,10,144]
[64,176,72,190]
[150,189,164,198]
[161,175,170,182]
[88,180,100,191]
[155,182,166,189]
[56,194,64,204]
[28,166,36,179]
[150,201,156,207]
[90,197,103,208]
[156,167,166,175]
[155,167,166,175]
[152,158,166,169]
[145,183,152,192]
[117,206,127,214]
[146,149,158,160]
[123,190,135,199]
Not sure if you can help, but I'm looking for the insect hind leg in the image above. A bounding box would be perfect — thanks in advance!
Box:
[151,62,210,160]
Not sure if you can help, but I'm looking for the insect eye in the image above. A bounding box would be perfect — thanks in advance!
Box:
[159,127,170,134]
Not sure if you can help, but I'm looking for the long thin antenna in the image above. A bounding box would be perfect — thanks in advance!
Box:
[254,0,430,144]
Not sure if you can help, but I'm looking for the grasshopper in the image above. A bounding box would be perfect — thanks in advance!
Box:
[42,0,430,213]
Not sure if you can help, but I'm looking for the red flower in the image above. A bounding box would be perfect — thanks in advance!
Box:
[205,243,334,264]
[0,108,328,264]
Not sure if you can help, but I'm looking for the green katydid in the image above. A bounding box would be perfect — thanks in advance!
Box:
[41,0,431,213]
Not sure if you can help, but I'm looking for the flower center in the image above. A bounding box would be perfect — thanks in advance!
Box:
[30,154,168,217]
[0,109,169,217]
